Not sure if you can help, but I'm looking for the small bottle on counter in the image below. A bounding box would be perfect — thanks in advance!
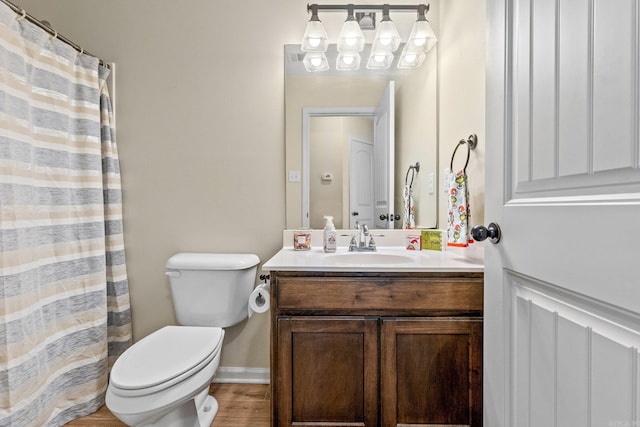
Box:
[323,216,337,253]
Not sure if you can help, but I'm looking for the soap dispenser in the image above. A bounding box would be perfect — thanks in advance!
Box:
[323,216,337,253]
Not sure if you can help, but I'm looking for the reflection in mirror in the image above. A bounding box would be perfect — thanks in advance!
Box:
[285,42,438,230]
[307,111,376,229]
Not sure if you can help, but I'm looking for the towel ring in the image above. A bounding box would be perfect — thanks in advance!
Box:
[404,162,420,188]
[450,134,478,174]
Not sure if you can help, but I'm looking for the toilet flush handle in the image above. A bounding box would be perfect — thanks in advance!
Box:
[165,271,181,278]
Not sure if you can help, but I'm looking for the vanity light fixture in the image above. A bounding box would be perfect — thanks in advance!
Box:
[404,4,437,54]
[336,52,362,70]
[302,51,330,72]
[396,5,435,69]
[366,51,394,69]
[302,3,436,71]
[370,5,401,54]
[397,50,426,68]
[337,5,365,53]
[301,4,329,52]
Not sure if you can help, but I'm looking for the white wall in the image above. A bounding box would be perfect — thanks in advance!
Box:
[17,0,487,373]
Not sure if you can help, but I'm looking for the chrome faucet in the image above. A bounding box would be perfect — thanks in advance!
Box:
[349,222,376,252]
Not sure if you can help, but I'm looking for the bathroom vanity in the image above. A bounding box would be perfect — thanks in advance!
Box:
[263,235,484,427]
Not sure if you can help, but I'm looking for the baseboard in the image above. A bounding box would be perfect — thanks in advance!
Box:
[213,367,270,384]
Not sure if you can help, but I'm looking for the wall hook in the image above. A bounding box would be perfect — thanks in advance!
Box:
[466,134,478,150]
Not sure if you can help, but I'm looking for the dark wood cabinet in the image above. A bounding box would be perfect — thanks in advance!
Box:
[380,318,482,426]
[270,271,483,427]
[276,317,378,426]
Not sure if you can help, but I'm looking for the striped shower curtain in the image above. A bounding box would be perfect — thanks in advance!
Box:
[0,3,132,426]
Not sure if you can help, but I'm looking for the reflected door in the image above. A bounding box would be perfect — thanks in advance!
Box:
[374,81,395,229]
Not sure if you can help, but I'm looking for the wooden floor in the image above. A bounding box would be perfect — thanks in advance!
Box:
[64,383,270,426]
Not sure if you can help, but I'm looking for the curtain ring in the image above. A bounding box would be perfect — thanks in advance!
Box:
[77,47,84,57]
[16,9,26,20]
[50,30,58,41]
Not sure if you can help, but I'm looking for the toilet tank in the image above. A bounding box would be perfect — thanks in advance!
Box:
[165,253,260,328]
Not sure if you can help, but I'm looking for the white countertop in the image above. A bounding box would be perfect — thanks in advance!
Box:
[263,230,484,273]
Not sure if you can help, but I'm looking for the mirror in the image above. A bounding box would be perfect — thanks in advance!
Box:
[285,41,438,230]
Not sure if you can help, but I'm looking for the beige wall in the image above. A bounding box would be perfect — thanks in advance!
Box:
[395,46,438,228]
[17,0,486,373]
[438,0,486,228]
[17,0,310,370]
[309,116,373,229]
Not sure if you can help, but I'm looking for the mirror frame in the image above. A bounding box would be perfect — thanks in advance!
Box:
[285,43,439,231]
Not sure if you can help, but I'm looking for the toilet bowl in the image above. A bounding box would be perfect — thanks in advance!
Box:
[106,253,260,426]
[106,326,224,427]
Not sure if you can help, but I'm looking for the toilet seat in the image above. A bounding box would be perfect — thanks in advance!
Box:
[110,326,223,397]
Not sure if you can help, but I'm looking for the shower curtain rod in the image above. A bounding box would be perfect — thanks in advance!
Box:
[0,0,109,68]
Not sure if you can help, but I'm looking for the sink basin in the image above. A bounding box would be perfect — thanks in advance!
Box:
[325,252,416,265]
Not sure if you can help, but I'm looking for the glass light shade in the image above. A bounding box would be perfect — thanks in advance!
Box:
[301,20,328,52]
[336,52,361,70]
[371,20,401,52]
[337,20,365,52]
[397,49,426,69]
[405,20,437,53]
[303,52,329,72]
[366,51,394,69]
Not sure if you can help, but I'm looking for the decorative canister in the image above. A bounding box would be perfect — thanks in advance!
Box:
[293,231,311,251]
[406,235,421,251]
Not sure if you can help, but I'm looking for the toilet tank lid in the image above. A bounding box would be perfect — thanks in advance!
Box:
[166,253,260,270]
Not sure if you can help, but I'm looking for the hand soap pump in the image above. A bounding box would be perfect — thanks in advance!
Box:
[323,215,337,253]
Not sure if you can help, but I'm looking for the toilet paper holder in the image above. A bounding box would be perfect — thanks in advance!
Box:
[248,274,271,317]
[256,274,270,303]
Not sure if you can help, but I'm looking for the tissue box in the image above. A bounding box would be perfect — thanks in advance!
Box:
[421,230,444,251]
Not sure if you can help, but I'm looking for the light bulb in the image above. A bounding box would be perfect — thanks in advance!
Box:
[342,55,355,65]
[404,53,417,63]
[374,54,386,63]
[308,38,321,48]
[413,37,426,47]
[345,38,357,46]
[380,38,392,46]
[311,57,322,67]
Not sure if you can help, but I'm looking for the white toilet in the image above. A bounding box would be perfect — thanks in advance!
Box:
[105,253,260,427]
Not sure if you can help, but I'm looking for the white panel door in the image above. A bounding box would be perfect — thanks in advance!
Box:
[486,0,640,426]
[349,138,375,229]
[374,81,395,229]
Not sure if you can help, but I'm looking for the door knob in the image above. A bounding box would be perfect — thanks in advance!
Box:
[471,223,502,244]
[352,211,359,216]
[380,213,401,221]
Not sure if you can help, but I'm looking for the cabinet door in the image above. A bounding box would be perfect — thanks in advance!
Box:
[381,318,483,427]
[276,317,378,427]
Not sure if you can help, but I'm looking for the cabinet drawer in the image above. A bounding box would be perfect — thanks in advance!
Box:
[276,277,483,313]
